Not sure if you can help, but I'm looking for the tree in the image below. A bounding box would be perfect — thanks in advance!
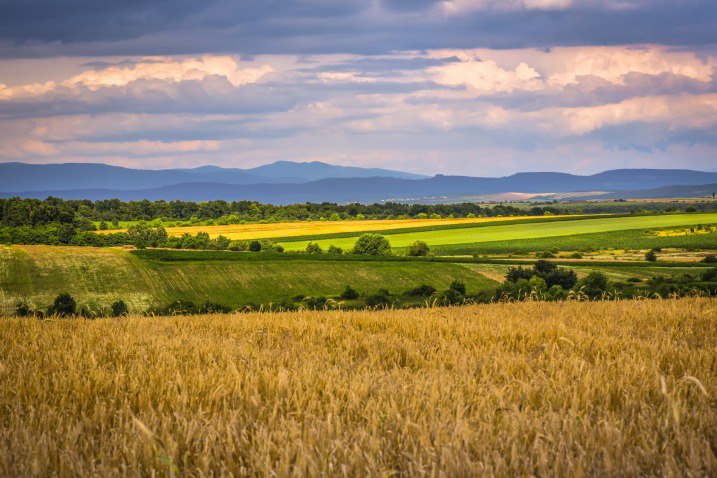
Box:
[407,240,430,257]
[15,301,30,317]
[249,240,262,252]
[352,234,391,256]
[49,292,76,317]
[449,280,466,295]
[339,285,359,300]
[576,272,609,300]
[305,242,323,254]
[701,254,717,264]
[327,245,343,255]
[126,223,167,249]
[111,300,129,317]
[645,250,657,262]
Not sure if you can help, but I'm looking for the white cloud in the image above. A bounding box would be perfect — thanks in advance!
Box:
[428,59,543,93]
[0,56,273,100]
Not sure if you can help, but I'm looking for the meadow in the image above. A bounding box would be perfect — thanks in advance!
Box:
[277,213,717,251]
[0,245,496,314]
[1,299,714,476]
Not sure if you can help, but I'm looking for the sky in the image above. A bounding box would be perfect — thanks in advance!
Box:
[0,0,716,176]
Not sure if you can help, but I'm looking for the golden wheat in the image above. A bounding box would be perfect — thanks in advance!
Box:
[0,299,715,476]
[113,216,537,240]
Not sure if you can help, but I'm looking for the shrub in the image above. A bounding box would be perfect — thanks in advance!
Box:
[249,240,262,252]
[352,234,391,256]
[327,245,343,255]
[449,280,466,295]
[305,242,323,254]
[433,289,464,305]
[645,250,657,262]
[546,285,568,301]
[569,252,583,259]
[701,254,717,264]
[339,285,359,300]
[577,272,609,299]
[49,292,77,317]
[365,289,390,308]
[701,268,717,282]
[15,301,30,317]
[111,300,129,317]
[407,240,430,257]
[404,284,436,297]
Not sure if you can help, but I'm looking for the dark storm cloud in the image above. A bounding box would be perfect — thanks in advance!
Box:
[0,0,715,58]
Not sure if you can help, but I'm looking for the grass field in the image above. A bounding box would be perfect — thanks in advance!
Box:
[0,245,497,314]
[1,299,714,476]
[278,213,717,252]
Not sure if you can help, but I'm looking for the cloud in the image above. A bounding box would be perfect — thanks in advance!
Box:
[0,0,716,58]
[0,46,716,175]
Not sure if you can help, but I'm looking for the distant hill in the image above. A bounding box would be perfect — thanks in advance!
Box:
[0,161,428,192]
[3,167,717,204]
[568,183,717,200]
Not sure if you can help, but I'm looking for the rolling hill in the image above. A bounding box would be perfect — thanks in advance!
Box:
[3,166,717,203]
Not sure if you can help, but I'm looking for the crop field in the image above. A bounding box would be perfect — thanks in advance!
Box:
[140,216,541,240]
[1,299,714,476]
[278,213,717,252]
[0,245,497,314]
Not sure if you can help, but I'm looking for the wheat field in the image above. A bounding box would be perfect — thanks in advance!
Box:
[1,299,715,476]
[152,216,534,240]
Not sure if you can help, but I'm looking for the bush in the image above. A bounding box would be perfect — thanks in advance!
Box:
[49,292,77,317]
[339,285,359,300]
[327,245,343,255]
[111,300,129,317]
[305,242,323,254]
[569,252,583,259]
[404,284,436,297]
[352,234,391,256]
[249,240,262,252]
[645,250,657,262]
[701,254,717,264]
[449,280,466,295]
[407,240,430,257]
[433,289,464,305]
[365,289,390,308]
[577,272,609,299]
[15,301,30,317]
[701,268,717,282]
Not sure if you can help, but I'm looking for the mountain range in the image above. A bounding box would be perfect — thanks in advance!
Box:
[1,162,716,204]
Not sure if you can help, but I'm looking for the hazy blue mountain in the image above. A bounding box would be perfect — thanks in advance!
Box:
[243,160,428,181]
[0,161,427,192]
[3,168,717,204]
[569,183,717,200]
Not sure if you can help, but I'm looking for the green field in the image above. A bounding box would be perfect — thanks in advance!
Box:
[278,213,717,252]
[0,245,498,315]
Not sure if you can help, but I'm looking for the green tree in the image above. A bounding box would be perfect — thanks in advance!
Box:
[407,240,430,257]
[577,272,609,300]
[305,242,323,254]
[49,292,76,317]
[111,300,129,317]
[339,285,359,300]
[249,240,262,252]
[645,250,657,262]
[352,234,391,256]
[449,280,466,295]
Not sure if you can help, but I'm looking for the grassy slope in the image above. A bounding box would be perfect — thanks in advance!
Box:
[1,299,714,476]
[278,213,717,252]
[0,245,498,314]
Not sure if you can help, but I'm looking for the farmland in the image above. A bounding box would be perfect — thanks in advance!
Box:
[277,213,717,252]
[116,215,564,240]
[0,245,497,315]
[1,299,715,476]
